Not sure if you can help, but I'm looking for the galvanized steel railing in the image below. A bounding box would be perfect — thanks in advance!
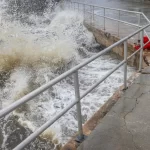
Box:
[66,1,150,39]
[0,2,150,150]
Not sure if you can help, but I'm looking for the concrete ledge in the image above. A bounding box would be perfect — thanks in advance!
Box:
[61,24,147,150]
[85,24,150,69]
[78,67,150,150]
[61,72,139,150]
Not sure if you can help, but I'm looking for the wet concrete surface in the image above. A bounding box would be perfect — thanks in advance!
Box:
[78,67,150,150]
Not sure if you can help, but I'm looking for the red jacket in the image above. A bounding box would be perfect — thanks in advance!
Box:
[134,36,150,50]
[134,45,140,50]
[143,36,149,44]
[143,36,150,50]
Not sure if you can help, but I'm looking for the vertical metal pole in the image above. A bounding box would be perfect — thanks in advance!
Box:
[124,40,128,89]
[74,71,84,142]
[78,3,79,12]
[138,14,141,27]
[118,10,120,37]
[139,30,144,71]
[138,14,141,40]
[104,8,106,31]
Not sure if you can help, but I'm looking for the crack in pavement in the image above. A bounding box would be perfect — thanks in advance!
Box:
[123,90,150,150]
[124,98,140,150]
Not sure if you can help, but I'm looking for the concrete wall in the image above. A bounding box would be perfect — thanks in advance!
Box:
[85,24,145,69]
[61,24,148,150]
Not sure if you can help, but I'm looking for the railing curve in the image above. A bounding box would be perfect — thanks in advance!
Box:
[66,1,150,40]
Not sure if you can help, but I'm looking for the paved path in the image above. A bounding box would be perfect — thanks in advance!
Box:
[78,67,150,150]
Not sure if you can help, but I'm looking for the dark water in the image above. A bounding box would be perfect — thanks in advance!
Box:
[0,116,60,150]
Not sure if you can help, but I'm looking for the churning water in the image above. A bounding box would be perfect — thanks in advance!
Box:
[0,0,135,149]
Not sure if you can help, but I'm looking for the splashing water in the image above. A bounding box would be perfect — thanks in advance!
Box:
[0,0,135,149]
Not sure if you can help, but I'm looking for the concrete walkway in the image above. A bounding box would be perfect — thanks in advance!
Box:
[78,67,150,150]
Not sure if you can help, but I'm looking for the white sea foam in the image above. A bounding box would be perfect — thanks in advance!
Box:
[0,1,135,149]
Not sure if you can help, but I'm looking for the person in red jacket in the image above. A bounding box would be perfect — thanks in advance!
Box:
[134,36,150,50]
[134,36,150,66]
[143,36,150,50]
[134,40,140,51]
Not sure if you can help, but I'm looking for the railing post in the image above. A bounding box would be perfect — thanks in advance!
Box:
[138,14,141,39]
[139,30,144,71]
[74,71,84,142]
[104,8,106,31]
[118,10,120,37]
[124,40,128,89]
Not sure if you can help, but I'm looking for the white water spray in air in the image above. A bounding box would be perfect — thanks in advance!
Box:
[0,1,135,149]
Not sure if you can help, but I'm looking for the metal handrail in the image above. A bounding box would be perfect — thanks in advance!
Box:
[142,13,150,24]
[86,11,141,28]
[70,1,142,14]
[1,24,150,150]
[0,2,150,150]
[69,1,150,39]
[0,23,149,118]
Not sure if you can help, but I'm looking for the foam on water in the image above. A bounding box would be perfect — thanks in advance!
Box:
[0,3,97,147]
[0,1,135,149]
